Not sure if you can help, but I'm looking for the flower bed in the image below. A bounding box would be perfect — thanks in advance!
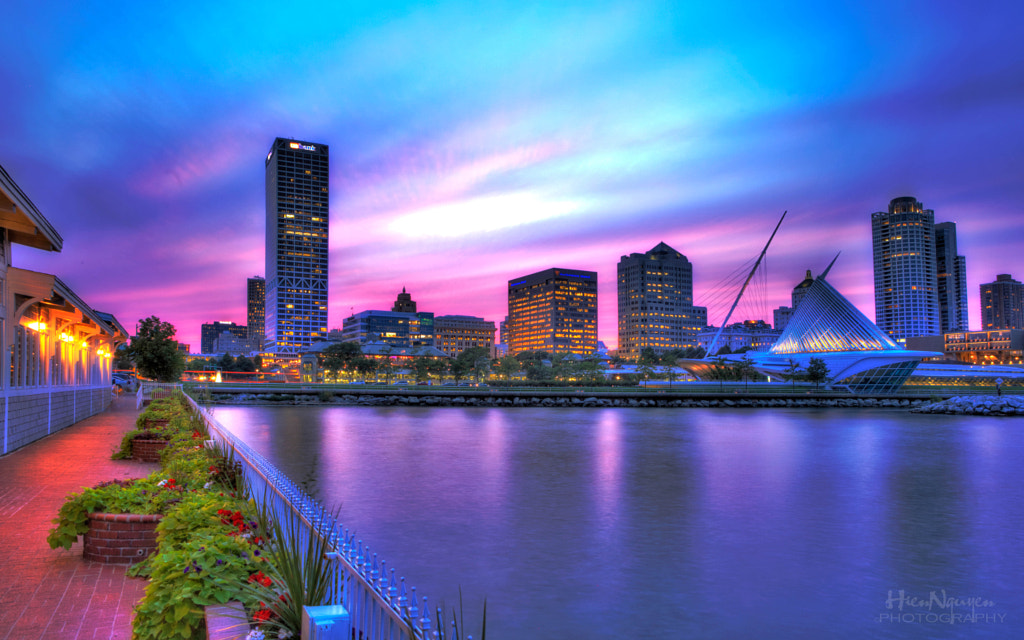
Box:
[50,389,349,640]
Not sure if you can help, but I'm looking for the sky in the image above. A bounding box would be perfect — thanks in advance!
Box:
[2,0,1022,351]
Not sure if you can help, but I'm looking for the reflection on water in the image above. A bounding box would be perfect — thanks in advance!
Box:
[213,406,1024,639]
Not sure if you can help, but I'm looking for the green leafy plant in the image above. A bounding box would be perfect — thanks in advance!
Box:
[237,495,341,637]
[132,519,266,639]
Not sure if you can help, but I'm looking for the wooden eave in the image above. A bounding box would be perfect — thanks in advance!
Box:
[0,164,63,252]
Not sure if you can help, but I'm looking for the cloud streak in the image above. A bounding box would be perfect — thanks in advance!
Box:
[2,0,1022,350]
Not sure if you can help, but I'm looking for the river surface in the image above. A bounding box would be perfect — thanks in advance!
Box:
[212,406,1024,639]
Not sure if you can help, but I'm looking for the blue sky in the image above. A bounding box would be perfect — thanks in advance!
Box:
[2,1,1022,349]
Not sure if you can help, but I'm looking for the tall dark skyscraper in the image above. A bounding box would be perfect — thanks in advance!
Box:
[247,276,265,350]
[616,242,705,360]
[934,222,968,332]
[871,196,940,344]
[265,138,329,355]
[507,268,597,355]
[981,274,1024,330]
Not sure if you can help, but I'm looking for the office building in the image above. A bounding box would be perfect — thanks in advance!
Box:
[340,310,435,348]
[617,242,706,360]
[201,321,247,354]
[934,222,968,332]
[265,137,329,354]
[981,274,1024,330]
[212,331,252,357]
[247,276,265,350]
[871,196,940,344]
[435,315,496,357]
[507,268,597,355]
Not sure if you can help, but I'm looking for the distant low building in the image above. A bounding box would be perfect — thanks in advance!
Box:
[943,329,1023,366]
[201,321,247,354]
[434,315,496,358]
[698,320,781,354]
[340,310,435,347]
[212,330,253,357]
[300,341,448,382]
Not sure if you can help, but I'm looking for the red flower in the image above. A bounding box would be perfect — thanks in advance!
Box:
[254,608,272,622]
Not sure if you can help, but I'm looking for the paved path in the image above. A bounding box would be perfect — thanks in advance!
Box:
[0,395,158,640]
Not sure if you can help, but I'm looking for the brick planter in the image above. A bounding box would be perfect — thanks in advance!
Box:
[83,512,163,564]
[131,438,169,462]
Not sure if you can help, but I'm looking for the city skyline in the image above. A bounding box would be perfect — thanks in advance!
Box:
[2,1,1022,350]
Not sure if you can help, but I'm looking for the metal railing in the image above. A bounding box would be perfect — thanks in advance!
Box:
[136,381,186,410]
[179,390,435,639]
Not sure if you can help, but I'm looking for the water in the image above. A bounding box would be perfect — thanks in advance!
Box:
[212,406,1024,639]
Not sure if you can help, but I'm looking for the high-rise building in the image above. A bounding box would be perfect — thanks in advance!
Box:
[791,270,814,309]
[247,276,266,350]
[773,270,815,332]
[616,242,705,360]
[934,222,968,332]
[507,268,597,355]
[981,274,1024,330]
[265,138,329,354]
[871,196,940,344]
[201,321,247,354]
[434,315,496,357]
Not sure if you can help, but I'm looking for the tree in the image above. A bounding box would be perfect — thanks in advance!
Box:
[355,356,377,382]
[495,356,520,383]
[636,348,661,388]
[735,356,757,391]
[130,316,185,382]
[113,344,133,371]
[784,359,803,388]
[216,353,236,371]
[577,359,604,386]
[661,364,679,389]
[412,356,432,383]
[234,356,256,373]
[636,360,655,387]
[806,357,830,389]
[453,347,490,384]
[425,358,448,383]
[321,342,362,381]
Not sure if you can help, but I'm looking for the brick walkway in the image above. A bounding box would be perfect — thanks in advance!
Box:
[0,395,158,640]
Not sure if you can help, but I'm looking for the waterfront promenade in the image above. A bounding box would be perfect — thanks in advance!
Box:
[0,395,155,640]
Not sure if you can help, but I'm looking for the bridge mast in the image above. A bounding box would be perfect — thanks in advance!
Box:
[705,211,786,358]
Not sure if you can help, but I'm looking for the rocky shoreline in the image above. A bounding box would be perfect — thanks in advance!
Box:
[210,392,932,409]
[911,395,1024,416]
